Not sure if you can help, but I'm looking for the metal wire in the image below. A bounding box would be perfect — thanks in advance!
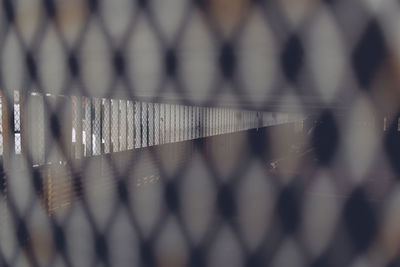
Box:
[1,0,400,266]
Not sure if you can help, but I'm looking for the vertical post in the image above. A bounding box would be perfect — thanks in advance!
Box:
[209,107,211,136]
[176,105,180,142]
[227,109,229,133]
[119,100,127,151]
[154,103,160,145]
[65,96,73,161]
[12,91,21,156]
[199,107,202,138]
[135,101,141,148]
[19,90,28,156]
[213,108,215,135]
[75,96,83,158]
[201,107,205,138]
[218,108,221,135]
[141,102,148,147]
[180,105,184,142]
[191,106,195,139]
[100,99,103,154]
[29,93,45,165]
[111,99,119,152]
[212,108,215,136]
[162,103,166,144]
[225,108,228,133]
[83,97,92,156]
[230,110,236,133]
[206,108,209,137]
[127,100,134,150]
[159,103,162,144]
[176,105,182,142]
[195,107,198,138]
[148,103,154,146]
[102,99,111,154]
[182,105,185,141]
[217,108,220,135]
[205,107,208,137]
[210,107,212,136]
[230,109,232,133]
[165,104,170,144]
[171,105,176,143]
[2,90,14,173]
[200,107,203,138]
[93,98,101,155]
[230,110,233,133]
[193,106,196,139]
[184,106,188,141]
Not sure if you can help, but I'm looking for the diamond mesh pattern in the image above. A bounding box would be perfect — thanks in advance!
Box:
[1,1,400,266]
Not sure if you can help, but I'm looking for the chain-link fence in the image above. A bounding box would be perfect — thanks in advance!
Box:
[1,0,400,266]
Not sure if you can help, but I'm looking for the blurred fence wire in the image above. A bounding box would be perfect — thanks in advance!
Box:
[1,0,400,266]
